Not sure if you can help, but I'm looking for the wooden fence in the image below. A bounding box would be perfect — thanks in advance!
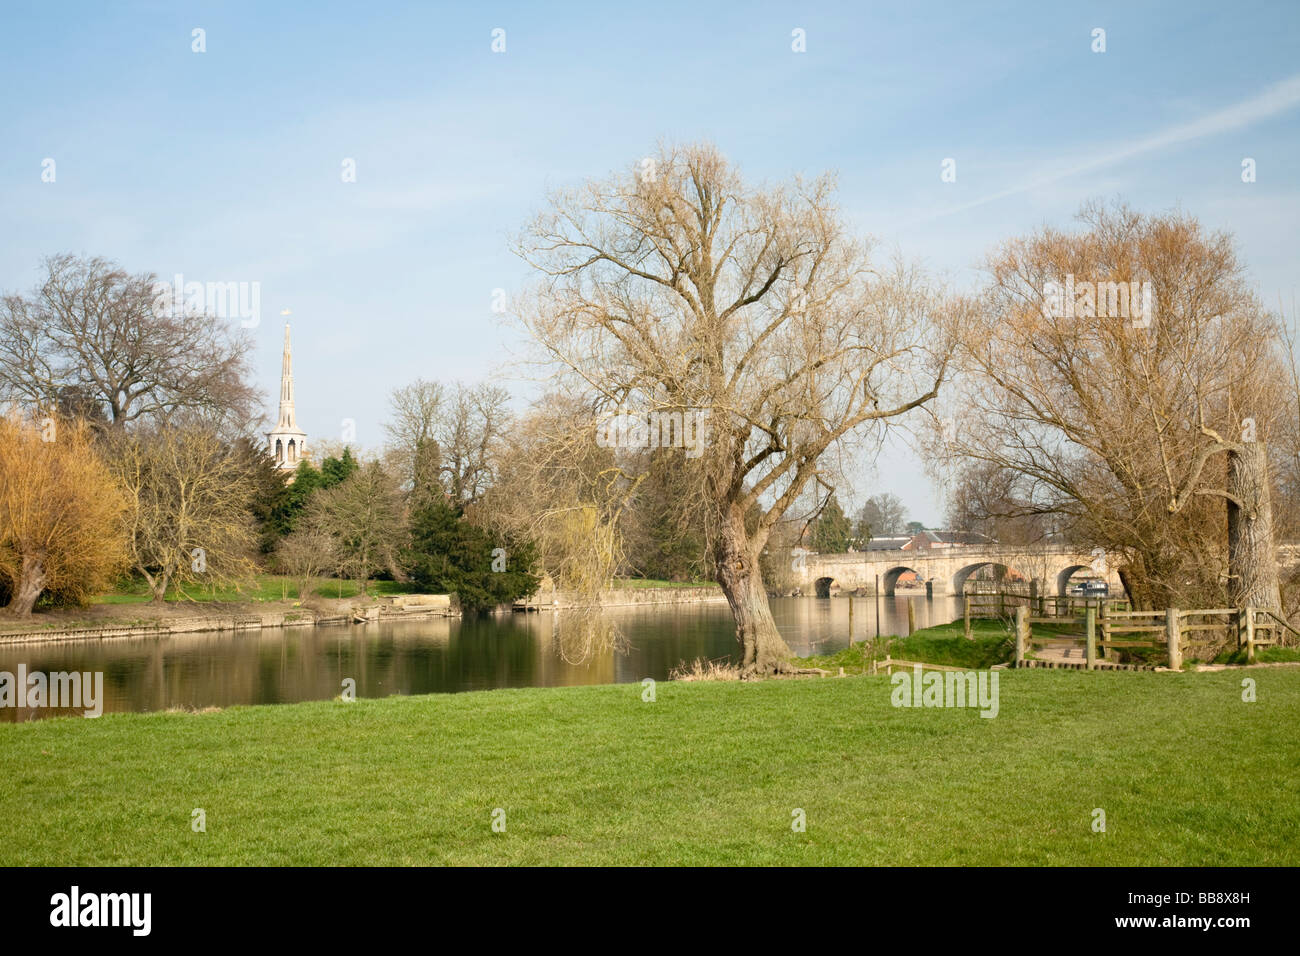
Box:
[963,590,1128,640]
[1009,603,1294,670]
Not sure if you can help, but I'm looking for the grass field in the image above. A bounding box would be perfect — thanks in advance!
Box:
[2,668,1296,865]
[803,619,1017,671]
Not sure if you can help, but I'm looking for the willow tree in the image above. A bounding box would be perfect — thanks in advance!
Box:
[0,416,128,616]
[481,394,638,600]
[514,144,949,674]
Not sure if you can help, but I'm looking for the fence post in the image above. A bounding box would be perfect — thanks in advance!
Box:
[1166,608,1182,671]
[964,595,972,640]
[1015,605,1027,667]
[1244,605,1256,663]
[1097,601,1107,659]
[1029,578,1040,617]
[1085,606,1096,671]
[847,596,854,647]
[874,575,880,641]
[907,598,916,636]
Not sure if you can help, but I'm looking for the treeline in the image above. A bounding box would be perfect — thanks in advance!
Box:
[5,149,1298,640]
[800,492,920,553]
[0,408,542,617]
[0,256,540,617]
[0,256,709,619]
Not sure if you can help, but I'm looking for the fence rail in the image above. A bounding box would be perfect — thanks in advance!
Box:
[1004,602,1291,670]
[962,590,1128,639]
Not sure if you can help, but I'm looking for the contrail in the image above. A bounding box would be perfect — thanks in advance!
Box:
[908,73,1300,225]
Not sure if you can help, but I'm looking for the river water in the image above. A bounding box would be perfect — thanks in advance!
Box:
[0,595,962,720]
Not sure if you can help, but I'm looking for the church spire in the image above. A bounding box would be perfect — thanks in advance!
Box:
[277,323,295,428]
[267,321,307,471]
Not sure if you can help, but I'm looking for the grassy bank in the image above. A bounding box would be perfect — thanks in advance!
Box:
[92,574,706,606]
[2,575,720,637]
[1215,646,1300,665]
[801,619,1017,672]
[91,574,424,605]
[2,669,1296,865]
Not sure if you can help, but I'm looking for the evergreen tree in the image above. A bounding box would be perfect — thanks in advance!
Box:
[811,494,853,553]
[403,495,539,611]
[233,437,293,554]
[320,446,359,487]
[265,460,321,543]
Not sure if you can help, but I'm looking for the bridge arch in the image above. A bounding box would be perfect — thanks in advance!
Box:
[952,561,1022,595]
[1056,564,1092,596]
[813,576,835,598]
[882,566,922,596]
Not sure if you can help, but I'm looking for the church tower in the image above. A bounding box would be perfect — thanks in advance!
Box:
[267,323,308,472]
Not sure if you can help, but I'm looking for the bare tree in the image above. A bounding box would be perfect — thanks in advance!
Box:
[383,378,444,495]
[937,202,1287,610]
[0,254,259,432]
[436,383,510,506]
[307,460,405,594]
[384,380,510,505]
[275,529,337,603]
[104,426,259,600]
[944,461,1058,546]
[855,492,908,540]
[514,143,950,673]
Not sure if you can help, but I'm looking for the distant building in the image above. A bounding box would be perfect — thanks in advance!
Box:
[902,530,994,551]
[863,535,912,551]
[266,323,309,473]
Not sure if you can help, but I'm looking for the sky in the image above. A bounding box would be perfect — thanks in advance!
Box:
[2,0,1298,525]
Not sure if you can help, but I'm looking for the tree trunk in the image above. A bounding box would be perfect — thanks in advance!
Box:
[713,506,793,674]
[143,568,169,602]
[1227,441,1281,610]
[4,553,47,618]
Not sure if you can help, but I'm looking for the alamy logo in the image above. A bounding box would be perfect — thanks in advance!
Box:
[594,407,710,458]
[890,664,999,718]
[50,886,151,936]
[1041,275,1154,327]
[151,273,261,328]
[0,665,104,717]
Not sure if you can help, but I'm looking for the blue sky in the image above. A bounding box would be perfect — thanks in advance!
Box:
[2,0,1298,524]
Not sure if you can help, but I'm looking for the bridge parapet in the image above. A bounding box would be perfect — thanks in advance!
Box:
[799,546,1123,597]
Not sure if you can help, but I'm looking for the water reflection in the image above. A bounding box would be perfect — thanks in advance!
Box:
[0,595,960,719]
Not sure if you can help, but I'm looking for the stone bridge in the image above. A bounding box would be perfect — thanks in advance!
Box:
[799,545,1125,598]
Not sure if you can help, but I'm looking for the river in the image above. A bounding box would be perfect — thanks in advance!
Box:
[0,595,963,720]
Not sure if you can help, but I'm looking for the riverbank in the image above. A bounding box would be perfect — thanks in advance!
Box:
[2,668,1295,865]
[0,593,458,646]
[0,577,723,645]
[514,584,725,610]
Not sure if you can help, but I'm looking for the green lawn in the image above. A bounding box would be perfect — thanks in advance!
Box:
[2,668,1296,865]
[803,619,1017,672]
[1214,646,1300,665]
